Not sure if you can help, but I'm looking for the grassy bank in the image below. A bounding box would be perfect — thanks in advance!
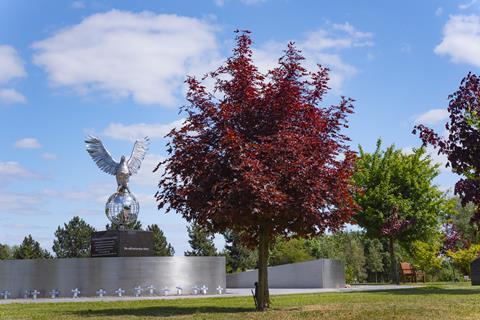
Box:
[1,283,479,319]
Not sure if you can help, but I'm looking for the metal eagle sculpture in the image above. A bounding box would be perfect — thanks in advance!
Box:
[85,135,150,192]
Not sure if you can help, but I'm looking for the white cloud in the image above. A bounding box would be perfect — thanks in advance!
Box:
[71,1,85,9]
[435,7,443,16]
[459,0,478,10]
[33,10,220,106]
[41,152,57,160]
[414,108,449,125]
[0,192,46,214]
[0,45,26,104]
[0,45,25,84]
[14,138,42,149]
[435,15,480,67]
[240,0,266,4]
[103,118,185,141]
[0,88,26,104]
[400,43,412,53]
[254,23,372,91]
[215,0,266,5]
[0,161,43,186]
[131,154,165,188]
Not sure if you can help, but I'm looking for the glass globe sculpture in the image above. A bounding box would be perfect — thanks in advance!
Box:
[105,190,139,228]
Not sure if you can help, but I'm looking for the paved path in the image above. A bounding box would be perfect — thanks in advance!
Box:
[0,285,421,305]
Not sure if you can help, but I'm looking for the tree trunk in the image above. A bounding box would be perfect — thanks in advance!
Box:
[389,237,399,285]
[256,225,270,311]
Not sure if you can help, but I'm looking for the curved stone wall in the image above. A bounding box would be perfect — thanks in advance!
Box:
[226,259,344,288]
[0,256,225,298]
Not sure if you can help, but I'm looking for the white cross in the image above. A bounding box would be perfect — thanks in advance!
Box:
[31,290,40,299]
[1,290,10,299]
[115,288,125,297]
[96,289,107,297]
[192,286,199,295]
[49,289,60,299]
[216,286,223,294]
[146,285,155,295]
[162,287,170,296]
[71,288,80,298]
[133,286,143,297]
[176,286,183,295]
[200,285,208,295]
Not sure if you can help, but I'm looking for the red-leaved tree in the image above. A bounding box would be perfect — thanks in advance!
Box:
[156,31,357,310]
[414,73,480,231]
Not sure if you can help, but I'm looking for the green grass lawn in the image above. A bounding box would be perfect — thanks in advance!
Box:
[1,283,479,320]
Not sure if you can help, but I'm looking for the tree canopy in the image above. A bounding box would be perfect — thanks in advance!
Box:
[352,140,451,282]
[184,222,217,256]
[147,224,175,256]
[156,31,357,311]
[53,216,95,258]
[414,73,480,228]
[13,235,51,259]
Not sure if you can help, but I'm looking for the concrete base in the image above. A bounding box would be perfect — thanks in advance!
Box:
[0,285,421,304]
[0,256,225,298]
[226,259,345,288]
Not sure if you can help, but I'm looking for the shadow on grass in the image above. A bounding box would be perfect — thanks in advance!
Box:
[353,286,480,296]
[73,305,253,318]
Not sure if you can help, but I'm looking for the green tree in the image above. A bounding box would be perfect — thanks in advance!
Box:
[353,140,451,283]
[106,220,143,230]
[223,230,257,273]
[269,238,313,266]
[147,224,175,256]
[364,238,385,283]
[0,244,13,260]
[450,200,480,245]
[53,216,95,258]
[306,232,367,283]
[13,235,51,259]
[447,244,480,275]
[410,240,443,280]
[184,222,217,256]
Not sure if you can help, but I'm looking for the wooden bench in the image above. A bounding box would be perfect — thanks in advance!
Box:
[399,262,425,283]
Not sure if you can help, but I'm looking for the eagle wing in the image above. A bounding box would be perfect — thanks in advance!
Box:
[127,136,150,175]
[85,135,119,175]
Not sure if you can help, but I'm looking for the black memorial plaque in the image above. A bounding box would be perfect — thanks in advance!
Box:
[91,230,154,257]
[472,257,480,285]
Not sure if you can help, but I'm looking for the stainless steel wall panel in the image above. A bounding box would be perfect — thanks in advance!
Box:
[0,256,225,298]
[226,259,345,288]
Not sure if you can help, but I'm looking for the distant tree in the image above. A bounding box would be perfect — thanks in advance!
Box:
[411,240,443,279]
[353,140,451,283]
[106,220,143,231]
[13,235,51,259]
[364,238,384,283]
[0,244,13,260]
[156,31,357,310]
[223,230,257,273]
[450,200,480,245]
[269,238,313,266]
[447,244,480,275]
[306,232,367,283]
[343,233,367,283]
[53,216,95,258]
[184,223,217,256]
[414,73,480,231]
[147,224,175,256]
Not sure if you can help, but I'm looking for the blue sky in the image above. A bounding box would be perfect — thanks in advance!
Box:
[0,0,477,254]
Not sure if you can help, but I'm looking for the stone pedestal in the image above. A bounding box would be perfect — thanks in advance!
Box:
[472,257,480,285]
[91,230,153,257]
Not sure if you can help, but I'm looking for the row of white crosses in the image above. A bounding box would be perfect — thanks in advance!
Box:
[0,285,225,299]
